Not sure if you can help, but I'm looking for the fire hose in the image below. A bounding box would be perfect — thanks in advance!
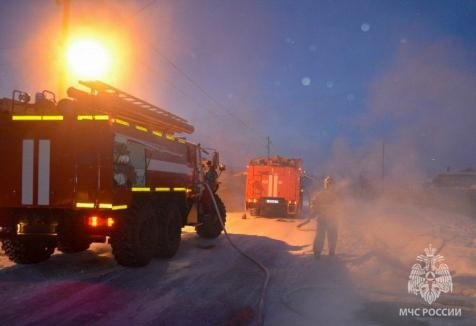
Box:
[203,182,271,326]
[296,216,316,232]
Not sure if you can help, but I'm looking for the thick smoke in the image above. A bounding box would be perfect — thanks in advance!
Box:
[319,38,476,191]
[365,39,476,178]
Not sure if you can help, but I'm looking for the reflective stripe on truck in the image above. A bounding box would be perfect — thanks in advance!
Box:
[21,139,51,205]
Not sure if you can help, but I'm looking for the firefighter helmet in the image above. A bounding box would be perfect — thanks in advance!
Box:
[323,176,334,190]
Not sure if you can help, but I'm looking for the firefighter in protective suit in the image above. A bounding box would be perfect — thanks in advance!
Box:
[204,160,219,192]
[312,176,339,259]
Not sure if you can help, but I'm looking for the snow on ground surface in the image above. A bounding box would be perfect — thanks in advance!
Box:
[0,195,475,325]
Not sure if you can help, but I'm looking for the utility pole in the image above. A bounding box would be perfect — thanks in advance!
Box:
[382,140,385,193]
[58,0,70,97]
[266,136,271,159]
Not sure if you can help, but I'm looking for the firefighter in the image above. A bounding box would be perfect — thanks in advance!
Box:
[204,160,219,192]
[201,160,219,217]
[312,176,340,259]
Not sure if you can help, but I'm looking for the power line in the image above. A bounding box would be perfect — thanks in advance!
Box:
[134,56,223,120]
[0,45,25,52]
[133,0,158,16]
[149,44,253,130]
[125,2,261,134]
[124,0,229,116]
[127,1,267,141]
[126,1,258,131]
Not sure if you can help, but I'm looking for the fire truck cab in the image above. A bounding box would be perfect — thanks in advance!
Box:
[245,156,303,217]
[0,81,226,266]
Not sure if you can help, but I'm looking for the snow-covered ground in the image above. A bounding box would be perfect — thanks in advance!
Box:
[0,195,475,325]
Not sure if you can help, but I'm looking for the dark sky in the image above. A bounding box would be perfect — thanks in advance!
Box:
[1,0,475,179]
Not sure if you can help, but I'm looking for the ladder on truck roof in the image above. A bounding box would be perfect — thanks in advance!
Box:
[76,80,194,135]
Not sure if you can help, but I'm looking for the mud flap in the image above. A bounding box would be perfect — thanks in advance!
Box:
[186,202,198,224]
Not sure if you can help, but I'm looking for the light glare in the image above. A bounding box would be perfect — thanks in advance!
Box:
[66,39,111,79]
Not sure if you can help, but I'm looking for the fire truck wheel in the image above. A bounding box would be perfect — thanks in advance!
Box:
[155,203,182,258]
[57,237,91,253]
[111,199,159,267]
[1,237,55,264]
[196,194,226,239]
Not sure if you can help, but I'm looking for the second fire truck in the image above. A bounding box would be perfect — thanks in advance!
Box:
[245,156,303,217]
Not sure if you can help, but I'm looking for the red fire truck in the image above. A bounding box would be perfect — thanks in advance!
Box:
[0,81,226,266]
[245,156,303,217]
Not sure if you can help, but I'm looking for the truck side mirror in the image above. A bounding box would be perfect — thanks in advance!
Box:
[219,164,226,172]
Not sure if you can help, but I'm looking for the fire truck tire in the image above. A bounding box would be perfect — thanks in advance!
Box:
[155,203,182,258]
[1,238,55,264]
[111,199,159,267]
[196,194,226,239]
[57,237,91,253]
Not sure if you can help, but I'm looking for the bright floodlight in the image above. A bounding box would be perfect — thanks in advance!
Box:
[66,39,112,80]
